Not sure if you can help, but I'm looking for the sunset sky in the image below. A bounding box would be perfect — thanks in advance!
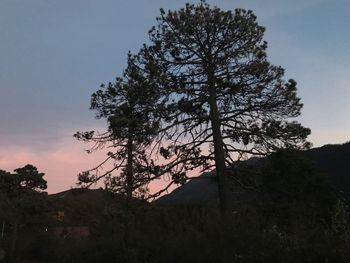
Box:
[1,0,349,193]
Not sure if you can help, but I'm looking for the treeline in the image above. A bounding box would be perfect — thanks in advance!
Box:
[1,150,350,262]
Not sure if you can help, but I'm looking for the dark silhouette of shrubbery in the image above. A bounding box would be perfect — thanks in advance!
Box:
[2,149,350,262]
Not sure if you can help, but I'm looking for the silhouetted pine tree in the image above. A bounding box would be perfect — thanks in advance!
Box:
[75,54,162,199]
[141,1,310,214]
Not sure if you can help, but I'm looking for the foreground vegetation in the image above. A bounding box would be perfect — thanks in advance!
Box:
[2,197,350,262]
[1,149,350,262]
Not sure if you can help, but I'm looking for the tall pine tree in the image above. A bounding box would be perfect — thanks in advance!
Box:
[141,1,310,214]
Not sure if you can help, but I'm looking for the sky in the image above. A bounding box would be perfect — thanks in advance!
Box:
[0,0,349,193]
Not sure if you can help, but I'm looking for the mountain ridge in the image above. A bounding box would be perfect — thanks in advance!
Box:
[157,141,350,204]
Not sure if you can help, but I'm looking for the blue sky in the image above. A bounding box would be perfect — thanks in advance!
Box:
[0,0,349,192]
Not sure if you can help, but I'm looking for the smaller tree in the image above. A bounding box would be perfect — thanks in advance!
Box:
[75,54,162,199]
[0,165,47,216]
[0,164,47,261]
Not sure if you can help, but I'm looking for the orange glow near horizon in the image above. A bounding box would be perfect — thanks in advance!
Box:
[0,137,180,195]
[1,131,349,195]
[0,137,109,194]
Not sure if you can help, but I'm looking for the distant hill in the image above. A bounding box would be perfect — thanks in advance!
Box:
[49,188,115,226]
[156,171,219,205]
[48,188,147,226]
[157,142,350,204]
[50,188,111,206]
[306,141,350,198]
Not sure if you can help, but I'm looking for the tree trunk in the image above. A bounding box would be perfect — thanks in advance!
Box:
[9,220,18,262]
[1,220,4,239]
[126,134,134,200]
[207,70,229,216]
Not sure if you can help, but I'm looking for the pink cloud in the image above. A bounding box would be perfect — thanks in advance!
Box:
[0,138,107,193]
[0,136,181,196]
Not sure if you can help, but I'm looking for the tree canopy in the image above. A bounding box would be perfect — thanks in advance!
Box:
[75,54,162,199]
[0,164,46,197]
[139,1,310,213]
[0,165,48,261]
[77,1,310,213]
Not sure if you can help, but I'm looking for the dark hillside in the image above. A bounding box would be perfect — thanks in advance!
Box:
[156,171,219,205]
[49,188,114,226]
[158,142,350,204]
[306,142,350,198]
